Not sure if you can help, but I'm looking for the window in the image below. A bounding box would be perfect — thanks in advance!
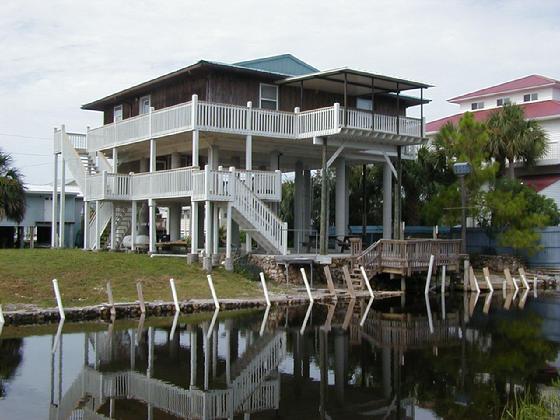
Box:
[259,84,278,110]
[471,102,484,110]
[357,98,373,111]
[523,92,538,102]
[139,95,151,114]
[113,105,123,122]
[497,97,511,107]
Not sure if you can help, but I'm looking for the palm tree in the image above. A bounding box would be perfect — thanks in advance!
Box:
[0,149,26,223]
[486,104,549,179]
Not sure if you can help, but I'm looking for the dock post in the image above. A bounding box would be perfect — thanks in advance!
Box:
[169,278,180,313]
[300,267,314,302]
[359,266,375,298]
[207,275,220,309]
[259,272,271,307]
[136,282,146,314]
[106,281,116,318]
[424,255,435,295]
[0,304,4,325]
[534,276,538,298]
[483,267,494,292]
[518,268,530,289]
[52,279,65,320]
[469,266,480,293]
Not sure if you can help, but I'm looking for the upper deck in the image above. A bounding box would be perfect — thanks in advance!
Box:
[83,96,425,153]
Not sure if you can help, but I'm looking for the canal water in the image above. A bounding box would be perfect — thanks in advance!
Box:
[1,292,559,419]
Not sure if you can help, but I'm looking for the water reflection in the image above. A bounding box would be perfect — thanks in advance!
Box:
[0,292,559,419]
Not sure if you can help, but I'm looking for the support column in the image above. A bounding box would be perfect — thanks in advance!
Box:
[245,119,253,253]
[59,157,66,248]
[51,152,59,248]
[110,203,116,250]
[225,202,233,271]
[188,129,200,263]
[383,162,393,239]
[335,157,347,242]
[319,137,328,255]
[303,168,311,247]
[203,199,212,271]
[168,204,181,242]
[212,204,219,265]
[83,201,88,250]
[148,199,156,254]
[394,146,403,239]
[95,200,101,250]
[294,161,304,252]
[131,201,137,252]
[270,151,281,215]
[112,147,118,172]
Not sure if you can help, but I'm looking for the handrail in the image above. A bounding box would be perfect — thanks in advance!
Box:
[85,99,425,152]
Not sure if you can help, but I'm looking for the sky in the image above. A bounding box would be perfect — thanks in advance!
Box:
[1,0,560,184]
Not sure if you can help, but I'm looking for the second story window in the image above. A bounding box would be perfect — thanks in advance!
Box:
[524,93,538,102]
[471,102,484,110]
[113,105,123,122]
[139,95,151,115]
[497,97,511,107]
[259,84,278,110]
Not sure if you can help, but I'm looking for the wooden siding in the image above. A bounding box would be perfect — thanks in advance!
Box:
[101,68,405,124]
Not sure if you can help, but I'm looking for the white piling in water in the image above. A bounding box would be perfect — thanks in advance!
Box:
[424,255,435,295]
[259,305,270,337]
[259,272,271,307]
[207,307,219,340]
[170,312,179,340]
[169,278,180,313]
[52,279,65,320]
[207,275,220,309]
[359,266,375,298]
[0,304,4,325]
[360,297,374,327]
[106,281,116,317]
[534,276,538,298]
[300,301,313,335]
[136,282,146,314]
[300,267,314,302]
[483,267,494,292]
[518,269,530,289]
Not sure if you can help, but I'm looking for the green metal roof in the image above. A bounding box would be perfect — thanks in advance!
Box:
[234,54,319,76]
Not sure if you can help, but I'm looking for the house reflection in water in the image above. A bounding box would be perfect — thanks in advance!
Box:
[47,297,466,420]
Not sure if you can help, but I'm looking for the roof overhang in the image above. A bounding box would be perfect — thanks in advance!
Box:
[277,68,432,96]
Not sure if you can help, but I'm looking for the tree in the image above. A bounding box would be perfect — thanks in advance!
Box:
[0,149,26,223]
[480,179,559,254]
[422,112,498,225]
[486,104,549,179]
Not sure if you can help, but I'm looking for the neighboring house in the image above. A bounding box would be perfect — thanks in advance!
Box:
[53,53,430,270]
[427,75,560,207]
[0,183,83,248]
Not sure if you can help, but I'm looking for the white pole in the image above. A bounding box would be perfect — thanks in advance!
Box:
[169,278,180,313]
[359,297,374,327]
[207,275,220,309]
[259,305,270,337]
[300,267,314,302]
[300,301,313,335]
[106,281,116,318]
[52,279,65,320]
[207,308,219,340]
[424,254,435,295]
[259,272,271,306]
[469,266,481,294]
[441,265,446,294]
[51,150,59,248]
[170,312,179,341]
[131,200,137,252]
[483,267,494,292]
[534,276,538,298]
[0,304,4,325]
[136,282,146,314]
[519,269,530,289]
[359,266,375,298]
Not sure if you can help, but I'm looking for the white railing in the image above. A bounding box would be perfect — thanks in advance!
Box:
[235,169,282,201]
[252,108,296,137]
[131,167,196,200]
[60,129,87,191]
[230,175,288,255]
[85,98,424,152]
[298,105,339,138]
[86,173,104,200]
[197,101,247,133]
[87,201,112,249]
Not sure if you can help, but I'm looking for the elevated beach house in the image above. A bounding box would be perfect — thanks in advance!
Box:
[52,54,456,274]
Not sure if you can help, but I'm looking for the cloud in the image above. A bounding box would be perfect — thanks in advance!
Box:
[1,0,559,182]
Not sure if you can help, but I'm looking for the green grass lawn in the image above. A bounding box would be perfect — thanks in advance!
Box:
[0,249,269,309]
